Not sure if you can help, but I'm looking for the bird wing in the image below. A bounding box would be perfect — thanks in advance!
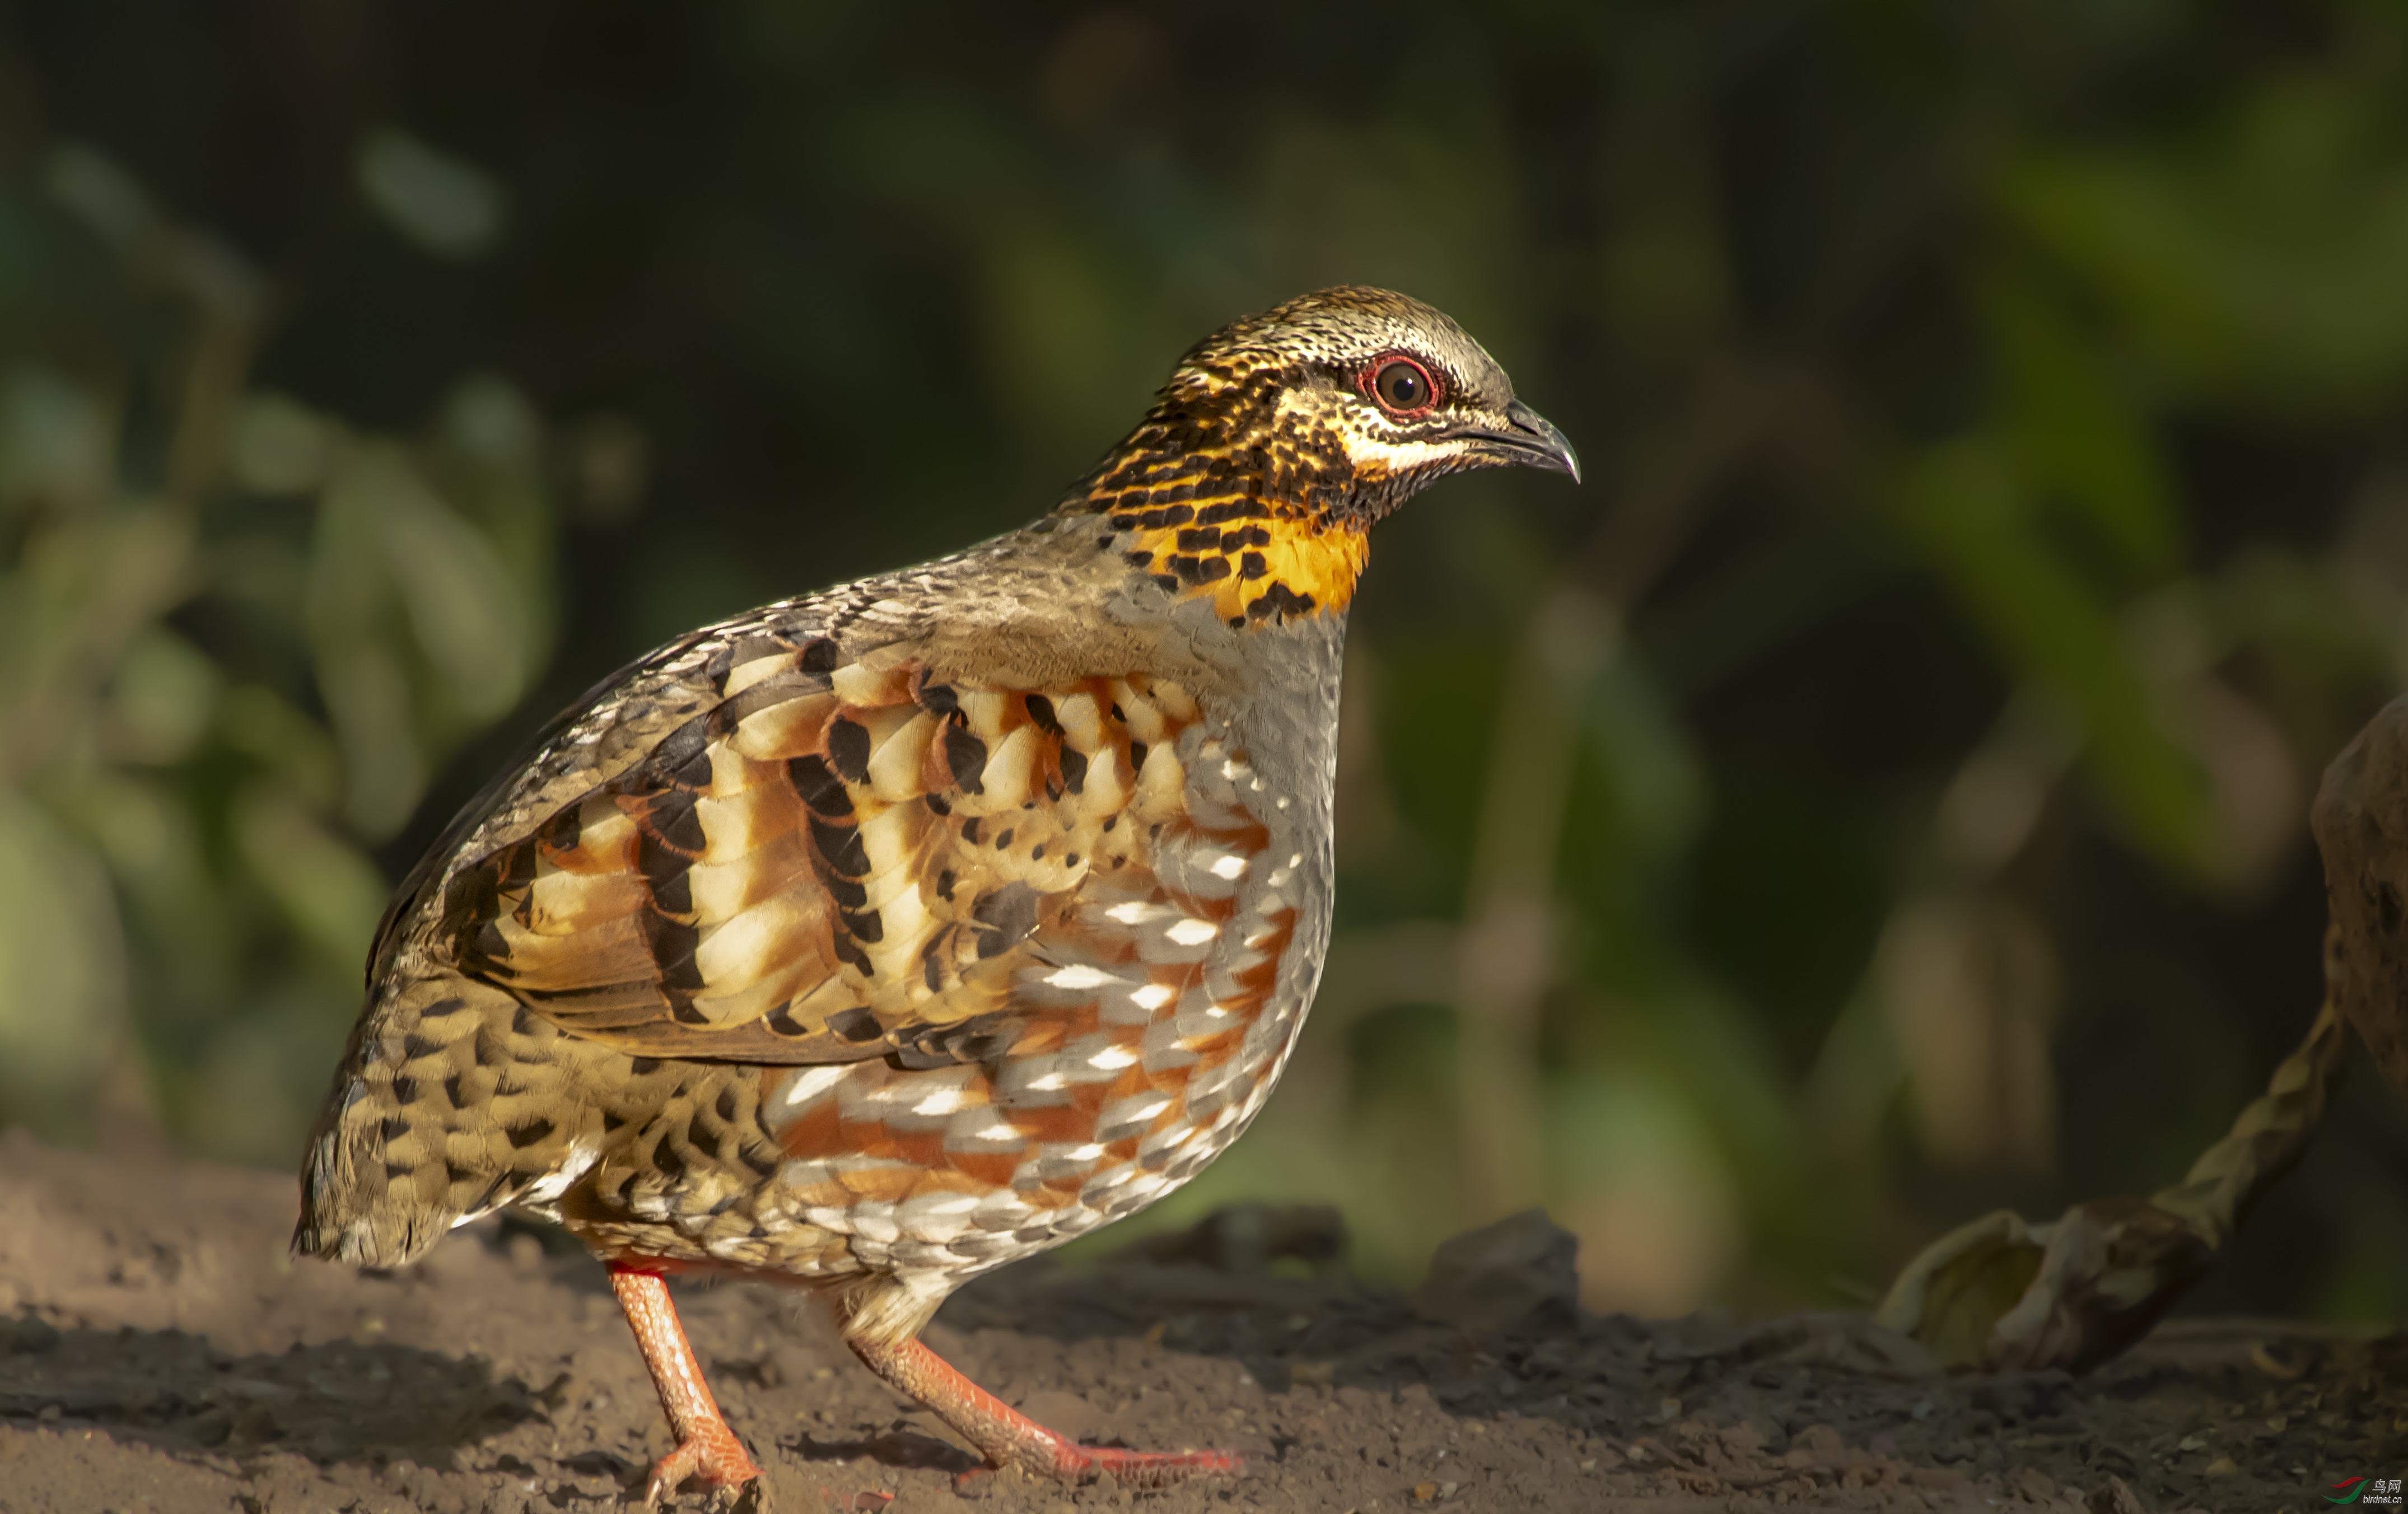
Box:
[412,626,1220,1066]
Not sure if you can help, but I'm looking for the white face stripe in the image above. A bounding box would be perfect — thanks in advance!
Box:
[1338,433,1472,475]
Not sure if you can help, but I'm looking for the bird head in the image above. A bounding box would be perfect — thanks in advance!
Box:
[1066,287,1579,627]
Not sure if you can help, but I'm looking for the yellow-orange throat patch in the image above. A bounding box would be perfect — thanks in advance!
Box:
[1107,499,1370,625]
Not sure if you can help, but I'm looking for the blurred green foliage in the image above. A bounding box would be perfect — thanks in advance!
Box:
[0,142,554,1157]
[3,1,2406,1324]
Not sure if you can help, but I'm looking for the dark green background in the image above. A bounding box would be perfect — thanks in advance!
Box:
[2,0,2404,1323]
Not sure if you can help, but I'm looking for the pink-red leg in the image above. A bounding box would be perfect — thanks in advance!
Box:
[844,1329,1243,1489]
[609,1263,765,1505]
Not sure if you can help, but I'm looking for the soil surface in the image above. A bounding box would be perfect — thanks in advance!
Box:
[0,1130,2399,1513]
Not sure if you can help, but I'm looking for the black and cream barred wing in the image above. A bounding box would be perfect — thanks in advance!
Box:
[416,627,1211,1067]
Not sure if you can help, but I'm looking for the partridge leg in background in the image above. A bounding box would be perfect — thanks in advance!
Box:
[843,1319,1246,1488]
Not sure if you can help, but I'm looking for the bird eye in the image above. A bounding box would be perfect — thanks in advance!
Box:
[1369,357,1437,414]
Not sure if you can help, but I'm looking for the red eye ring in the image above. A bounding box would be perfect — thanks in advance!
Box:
[1362,354,1441,415]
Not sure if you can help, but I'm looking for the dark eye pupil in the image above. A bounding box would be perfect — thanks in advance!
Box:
[1376,362,1426,409]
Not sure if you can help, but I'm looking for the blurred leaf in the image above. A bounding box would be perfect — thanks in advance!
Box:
[1894,436,2214,872]
[380,479,535,721]
[1626,972,1834,1282]
[315,641,424,840]
[1875,890,2060,1170]
[232,394,339,496]
[1800,978,1905,1161]
[101,626,219,765]
[355,128,505,260]
[0,365,112,515]
[1545,1062,1743,1315]
[0,506,193,781]
[1977,264,2181,578]
[310,441,547,832]
[0,791,124,1138]
[1373,638,1509,909]
[216,684,344,812]
[2000,76,2408,409]
[47,768,228,993]
[41,143,159,253]
[437,378,552,575]
[232,785,388,969]
[1577,634,1709,866]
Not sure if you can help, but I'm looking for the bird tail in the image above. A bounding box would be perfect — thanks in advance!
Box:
[293,971,584,1268]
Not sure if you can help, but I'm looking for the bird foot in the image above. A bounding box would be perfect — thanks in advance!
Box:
[641,1422,766,1508]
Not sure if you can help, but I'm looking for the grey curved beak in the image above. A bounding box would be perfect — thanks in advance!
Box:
[1477,399,1582,483]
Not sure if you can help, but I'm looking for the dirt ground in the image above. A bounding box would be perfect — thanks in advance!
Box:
[0,1130,2400,1513]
